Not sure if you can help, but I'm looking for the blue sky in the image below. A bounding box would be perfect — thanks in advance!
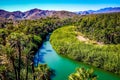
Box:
[0,0,120,11]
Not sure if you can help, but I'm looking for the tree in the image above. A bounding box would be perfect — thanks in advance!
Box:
[69,68,97,80]
[23,40,37,80]
[34,64,51,80]
[0,29,8,45]
[1,44,17,80]
[6,32,28,80]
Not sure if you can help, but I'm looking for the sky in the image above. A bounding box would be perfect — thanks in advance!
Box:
[0,0,120,12]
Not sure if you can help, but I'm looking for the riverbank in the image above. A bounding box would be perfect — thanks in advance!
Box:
[50,26,120,76]
[34,35,120,80]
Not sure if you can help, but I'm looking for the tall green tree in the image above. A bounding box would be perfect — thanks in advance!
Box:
[6,32,28,80]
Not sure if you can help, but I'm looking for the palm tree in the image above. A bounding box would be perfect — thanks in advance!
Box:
[69,68,97,80]
[23,41,37,80]
[34,64,51,80]
[6,32,28,80]
[23,47,31,80]
[2,44,18,80]
[0,29,8,45]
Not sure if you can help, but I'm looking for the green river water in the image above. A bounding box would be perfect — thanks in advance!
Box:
[34,36,120,80]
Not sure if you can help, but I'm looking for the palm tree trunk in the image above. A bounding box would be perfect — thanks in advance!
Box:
[18,41,21,80]
[32,62,35,80]
[0,71,5,80]
[25,55,29,80]
[10,56,18,80]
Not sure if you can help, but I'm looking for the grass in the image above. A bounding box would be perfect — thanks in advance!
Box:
[50,26,120,75]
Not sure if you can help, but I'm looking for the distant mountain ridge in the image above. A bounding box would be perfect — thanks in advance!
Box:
[0,8,77,20]
[76,7,120,15]
[0,7,120,20]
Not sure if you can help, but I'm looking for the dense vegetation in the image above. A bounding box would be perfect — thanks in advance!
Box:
[0,17,73,80]
[75,13,120,44]
[0,12,120,79]
[69,68,97,80]
[50,26,120,75]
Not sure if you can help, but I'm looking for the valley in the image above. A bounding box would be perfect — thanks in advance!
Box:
[0,9,120,80]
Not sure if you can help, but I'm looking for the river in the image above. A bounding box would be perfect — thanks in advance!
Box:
[34,35,120,80]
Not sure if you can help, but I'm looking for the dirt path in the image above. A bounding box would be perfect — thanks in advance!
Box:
[77,35,89,42]
[77,35,103,46]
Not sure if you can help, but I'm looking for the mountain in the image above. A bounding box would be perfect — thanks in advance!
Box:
[96,7,120,13]
[0,8,77,20]
[76,7,120,15]
[0,7,120,20]
[24,8,76,19]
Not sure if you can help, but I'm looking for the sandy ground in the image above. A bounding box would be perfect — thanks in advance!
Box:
[77,35,103,45]
[77,35,88,42]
